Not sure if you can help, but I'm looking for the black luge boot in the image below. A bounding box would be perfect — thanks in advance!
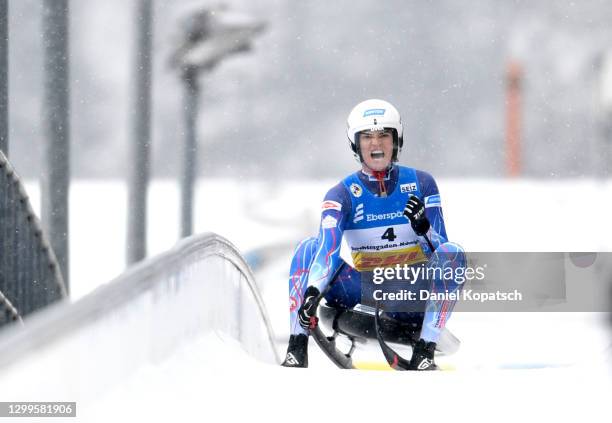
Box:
[281,334,309,368]
[407,338,438,371]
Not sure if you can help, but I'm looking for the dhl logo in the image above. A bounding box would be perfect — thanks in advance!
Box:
[352,246,428,271]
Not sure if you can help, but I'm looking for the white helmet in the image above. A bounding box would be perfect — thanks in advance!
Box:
[346,99,403,163]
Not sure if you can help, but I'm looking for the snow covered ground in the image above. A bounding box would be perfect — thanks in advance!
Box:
[13,177,612,422]
[79,323,610,423]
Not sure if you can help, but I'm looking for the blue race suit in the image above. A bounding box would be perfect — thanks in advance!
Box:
[287,165,466,343]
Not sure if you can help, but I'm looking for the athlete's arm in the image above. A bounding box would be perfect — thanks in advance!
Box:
[305,183,351,293]
[416,170,448,248]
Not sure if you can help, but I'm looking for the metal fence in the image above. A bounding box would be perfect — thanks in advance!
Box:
[0,150,66,328]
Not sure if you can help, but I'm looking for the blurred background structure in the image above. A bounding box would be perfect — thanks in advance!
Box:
[169,5,265,237]
[126,0,153,264]
[40,0,70,289]
[0,0,7,156]
[5,0,612,182]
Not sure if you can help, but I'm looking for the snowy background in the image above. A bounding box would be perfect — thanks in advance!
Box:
[7,0,612,179]
[2,1,612,421]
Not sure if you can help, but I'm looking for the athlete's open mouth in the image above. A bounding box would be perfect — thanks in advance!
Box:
[371,151,384,159]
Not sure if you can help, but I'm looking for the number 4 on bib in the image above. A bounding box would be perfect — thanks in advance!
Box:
[381,227,397,242]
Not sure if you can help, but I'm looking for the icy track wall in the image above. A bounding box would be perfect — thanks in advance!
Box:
[0,233,279,400]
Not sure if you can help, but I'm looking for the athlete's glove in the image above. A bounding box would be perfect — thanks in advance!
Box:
[297,286,320,330]
[403,195,430,236]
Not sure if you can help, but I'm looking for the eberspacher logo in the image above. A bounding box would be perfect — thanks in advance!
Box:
[353,203,364,223]
[363,108,385,117]
[366,210,403,221]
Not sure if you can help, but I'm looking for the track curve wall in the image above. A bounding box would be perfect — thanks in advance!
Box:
[0,233,279,399]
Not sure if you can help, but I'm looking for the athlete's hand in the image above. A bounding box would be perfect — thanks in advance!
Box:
[403,195,430,236]
[298,286,320,330]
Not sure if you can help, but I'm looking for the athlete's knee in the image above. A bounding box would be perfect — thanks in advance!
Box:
[434,241,464,254]
[432,241,466,267]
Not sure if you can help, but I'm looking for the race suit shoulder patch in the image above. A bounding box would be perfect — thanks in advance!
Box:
[424,194,441,208]
[321,200,342,212]
[321,215,338,229]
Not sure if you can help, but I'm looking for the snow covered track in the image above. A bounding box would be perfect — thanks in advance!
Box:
[0,233,279,401]
[0,232,609,422]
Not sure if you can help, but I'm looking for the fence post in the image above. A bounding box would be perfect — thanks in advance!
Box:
[41,0,70,291]
[127,0,153,264]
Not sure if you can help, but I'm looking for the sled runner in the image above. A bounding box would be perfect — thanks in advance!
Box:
[311,297,460,370]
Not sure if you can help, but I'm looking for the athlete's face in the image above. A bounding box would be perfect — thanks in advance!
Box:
[359,130,394,172]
